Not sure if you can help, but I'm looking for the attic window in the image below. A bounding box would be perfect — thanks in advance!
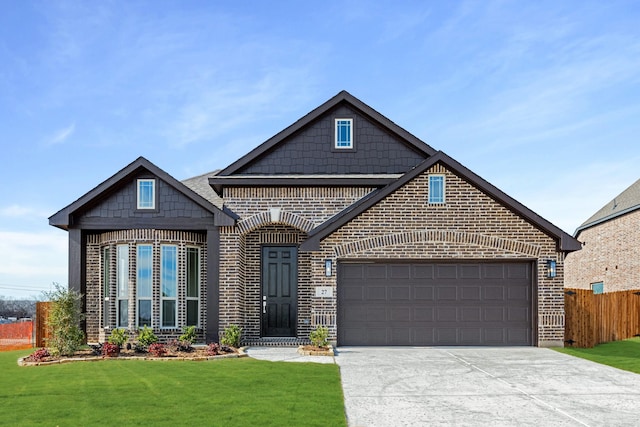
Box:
[591,282,604,295]
[335,118,353,149]
[428,175,445,204]
[137,179,156,209]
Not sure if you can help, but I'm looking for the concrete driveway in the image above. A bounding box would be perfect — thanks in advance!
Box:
[336,347,640,427]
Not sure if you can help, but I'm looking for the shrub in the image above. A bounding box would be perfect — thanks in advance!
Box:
[206,342,220,356]
[26,348,50,362]
[136,326,158,351]
[89,343,103,356]
[221,324,242,348]
[148,343,167,357]
[309,326,329,348]
[45,283,86,356]
[101,342,120,357]
[108,328,128,348]
[170,339,193,353]
[179,325,197,344]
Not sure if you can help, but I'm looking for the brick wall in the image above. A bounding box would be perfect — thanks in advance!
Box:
[86,229,207,343]
[565,209,640,292]
[219,163,567,346]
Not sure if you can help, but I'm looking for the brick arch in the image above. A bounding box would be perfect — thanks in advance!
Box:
[334,230,541,258]
[237,210,316,235]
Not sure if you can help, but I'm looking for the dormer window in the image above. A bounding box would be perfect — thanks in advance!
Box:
[137,179,156,209]
[335,118,353,149]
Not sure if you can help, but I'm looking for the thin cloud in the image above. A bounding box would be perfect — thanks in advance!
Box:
[44,122,76,147]
[0,205,50,220]
[0,231,67,279]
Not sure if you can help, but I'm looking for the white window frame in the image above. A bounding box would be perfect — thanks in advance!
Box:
[185,246,200,327]
[335,118,353,149]
[137,179,156,209]
[136,245,153,328]
[116,245,129,328]
[102,246,111,329]
[428,174,445,204]
[160,245,178,328]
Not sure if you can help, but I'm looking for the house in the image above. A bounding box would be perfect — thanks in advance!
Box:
[49,91,581,347]
[565,178,640,293]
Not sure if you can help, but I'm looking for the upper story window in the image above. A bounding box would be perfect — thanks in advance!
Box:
[137,179,156,209]
[335,118,353,149]
[591,282,604,295]
[428,175,445,204]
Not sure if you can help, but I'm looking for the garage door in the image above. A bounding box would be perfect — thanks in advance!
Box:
[337,261,533,346]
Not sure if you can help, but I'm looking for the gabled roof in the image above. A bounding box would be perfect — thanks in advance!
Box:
[218,90,437,176]
[49,157,236,230]
[300,151,581,253]
[574,178,640,237]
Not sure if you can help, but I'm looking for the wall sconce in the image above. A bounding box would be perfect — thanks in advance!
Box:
[547,260,557,278]
[325,259,332,277]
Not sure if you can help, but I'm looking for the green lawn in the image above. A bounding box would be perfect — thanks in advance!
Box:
[554,337,640,374]
[0,350,346,427]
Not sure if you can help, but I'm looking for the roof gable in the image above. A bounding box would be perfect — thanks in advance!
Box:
[300,151,581,253]
[218,91,437,176]
[49,157,235,230]
[575,178,640,236]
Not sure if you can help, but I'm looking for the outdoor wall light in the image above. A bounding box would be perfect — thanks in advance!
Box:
[325,259,332,277]
[547,259,557,278]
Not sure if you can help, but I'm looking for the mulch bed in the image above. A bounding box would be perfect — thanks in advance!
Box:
[18,346,245,366]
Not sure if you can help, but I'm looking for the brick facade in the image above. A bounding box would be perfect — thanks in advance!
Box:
[219,164,567,346]
[565,209,640,292]
[85,229,207,343]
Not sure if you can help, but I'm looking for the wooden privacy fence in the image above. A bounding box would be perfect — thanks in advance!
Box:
[0,321,33,351]
[564,289,640,348]
[35,301,52,348]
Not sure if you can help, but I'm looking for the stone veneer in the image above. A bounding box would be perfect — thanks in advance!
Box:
[565,209,640,293]
[85,229,207,343]
[219,163,567,346]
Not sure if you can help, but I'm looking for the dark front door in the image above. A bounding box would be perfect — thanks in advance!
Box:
[262,246,298,337]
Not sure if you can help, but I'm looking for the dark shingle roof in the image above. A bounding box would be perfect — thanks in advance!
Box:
[575,178,640,236]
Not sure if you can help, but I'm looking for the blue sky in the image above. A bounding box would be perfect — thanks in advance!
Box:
[1,1,639,299]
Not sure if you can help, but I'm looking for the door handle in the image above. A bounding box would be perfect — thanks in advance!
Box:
[263,296,267,314]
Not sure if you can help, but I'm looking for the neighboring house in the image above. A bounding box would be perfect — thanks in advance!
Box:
[565,178,640,293]
[50,91,581,347]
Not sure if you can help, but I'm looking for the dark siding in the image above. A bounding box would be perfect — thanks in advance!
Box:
[76,171,215,226]
[237,104,428,175]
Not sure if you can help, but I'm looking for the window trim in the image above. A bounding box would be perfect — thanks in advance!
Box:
[160,245,178,328]
[136,244,153,328]
[334,118,354,150]
[428,174,446,204]
[137,178,156,210]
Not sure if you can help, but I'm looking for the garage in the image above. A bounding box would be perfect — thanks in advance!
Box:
[337,261,534,346]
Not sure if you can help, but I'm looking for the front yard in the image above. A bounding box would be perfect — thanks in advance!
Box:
[554,337,640,374]
[0,349,346,426]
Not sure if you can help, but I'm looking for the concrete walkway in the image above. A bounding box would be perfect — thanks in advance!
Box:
[247,346,640,427]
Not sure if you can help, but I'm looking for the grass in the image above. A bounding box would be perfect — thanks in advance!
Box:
[554,337,640,374]
[0,349,346,427]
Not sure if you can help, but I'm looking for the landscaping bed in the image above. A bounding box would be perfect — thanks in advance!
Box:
[19,344,245,366]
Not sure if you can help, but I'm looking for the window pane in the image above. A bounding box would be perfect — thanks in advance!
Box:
[137,245,153,298]
[138,180,155,209]
[429,176,444,203]
[118,300,128,327]
[138,300,152,327]
[161,246,177,297]
[117,245,129,297]
[336,119,352,148]
[187,248,199,298]
[102,247,110,296]
[162,300,176,327]
[187,300,198,326]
